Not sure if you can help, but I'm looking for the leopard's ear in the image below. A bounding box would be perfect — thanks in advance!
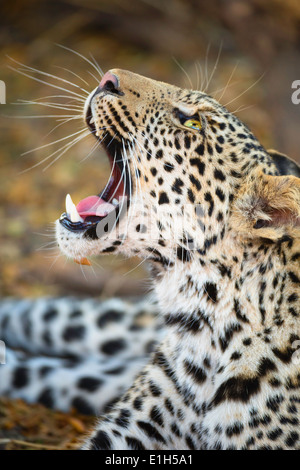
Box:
[268,149,300,178]
[231,169,300,241]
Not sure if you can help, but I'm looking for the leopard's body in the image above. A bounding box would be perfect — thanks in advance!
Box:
[1,69,300,449]
[0,297,162,415]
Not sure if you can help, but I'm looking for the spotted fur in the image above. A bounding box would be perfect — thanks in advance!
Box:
[0,297,162,414]
[2,69,300,449]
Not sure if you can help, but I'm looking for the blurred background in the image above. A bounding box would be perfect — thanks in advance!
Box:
[1,0,300,300]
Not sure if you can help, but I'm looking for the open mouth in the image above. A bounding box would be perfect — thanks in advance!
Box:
[59,103,131,239]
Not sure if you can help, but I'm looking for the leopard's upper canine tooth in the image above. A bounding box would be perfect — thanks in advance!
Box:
[65,194,73,215]
[89,117,95,124]
[65,194,84,223]
[70,206,84,223]
[112,198,119,206]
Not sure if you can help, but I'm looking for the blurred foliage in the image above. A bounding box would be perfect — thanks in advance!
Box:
[0,0,300,299]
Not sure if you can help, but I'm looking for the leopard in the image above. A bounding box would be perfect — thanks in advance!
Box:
[1,68,300,450]
[0,296,163,415]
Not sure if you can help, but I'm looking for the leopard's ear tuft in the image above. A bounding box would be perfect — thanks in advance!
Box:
[231,169,300,241]
[268,149,300,178]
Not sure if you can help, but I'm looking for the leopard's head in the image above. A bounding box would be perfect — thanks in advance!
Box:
[56,69,300,269]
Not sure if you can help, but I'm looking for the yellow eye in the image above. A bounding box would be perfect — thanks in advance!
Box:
[175,109,202,131]
[183,119,202,131]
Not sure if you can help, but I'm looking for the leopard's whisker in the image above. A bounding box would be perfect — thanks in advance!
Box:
[130,130,175,171]
[79,126,117,164]
[55,44,103,79]
[33,230,56,237]
[172,56,194,90]
[204,40,223,93]
[43,117,84,139]
[196,60,205,91]
[8,114,82,119]
[195,62,200,91]
[55,116,82,122]
[210,80,240,98]
[8,65,87,100]
[127,139,148,257]
[231,104,255,115]
[203,43,211,92]
[89,52,104,77]
[120,141,132,241]
[53,65,91,87]
[21,127,88,156]
[107,142,127,237]
[79,137,101,163]
[19,130,90,174]
[128,139,143,214]
[79,262,88,282]
[36,242,58,252]
[223,72,265,108]
[28,94,86,103]
[9,57,90,95]
[14,99,83,112]
[88,70,101,84]
[42,131,91,171]
[215,62,239,103]
[88,139,117,198]
[47,252,61,271]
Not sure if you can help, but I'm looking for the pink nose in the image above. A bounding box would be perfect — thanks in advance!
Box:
[99,71,119,92]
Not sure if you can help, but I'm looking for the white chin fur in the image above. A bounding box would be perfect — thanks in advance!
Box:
[55,219,100,260]
[55,219,129,260]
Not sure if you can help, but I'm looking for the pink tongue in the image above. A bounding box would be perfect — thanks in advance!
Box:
[76,195,114,218]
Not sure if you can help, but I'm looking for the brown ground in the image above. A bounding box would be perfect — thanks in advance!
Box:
[0,0,300,450]
[0,397,95,450]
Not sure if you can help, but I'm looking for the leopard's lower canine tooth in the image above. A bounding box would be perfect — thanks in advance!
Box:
[112,198,119,206]
[65,194,84,223]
